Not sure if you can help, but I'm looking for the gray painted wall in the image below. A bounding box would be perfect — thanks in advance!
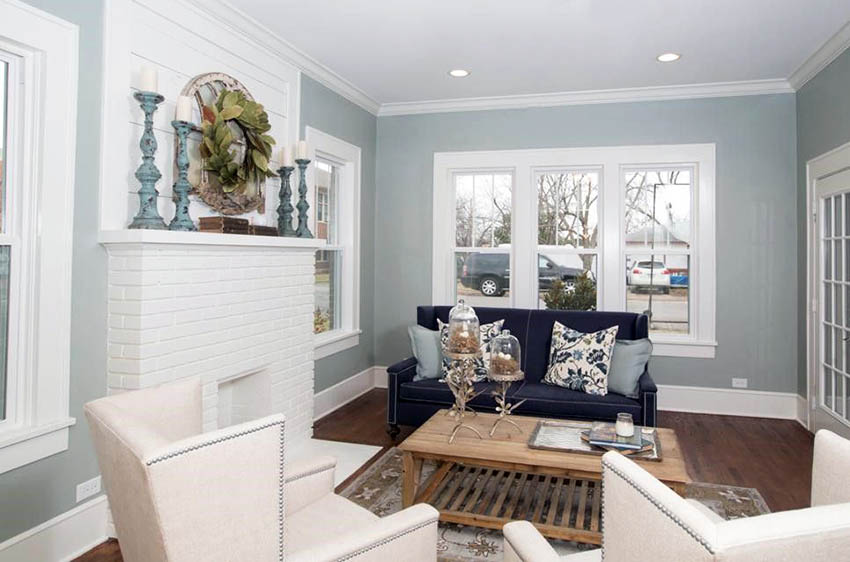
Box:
[300,76,378,392]
[796,48,850,396]
[0,0,107,542]
[375,94,799,393]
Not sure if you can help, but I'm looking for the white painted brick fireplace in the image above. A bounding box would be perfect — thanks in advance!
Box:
[100,230,324,449]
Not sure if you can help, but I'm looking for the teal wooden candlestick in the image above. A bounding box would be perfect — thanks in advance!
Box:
[129,91,167,230]
[277,165,296,236]
[168,120,197,231]
[295,158,313,238]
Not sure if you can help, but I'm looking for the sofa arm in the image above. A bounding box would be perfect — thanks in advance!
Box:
[503,521,560,562]
[638,369,658,427]
[387,357,418,425]
[285,455,336,516]
[143,414,285,561]
[288,503,440,562]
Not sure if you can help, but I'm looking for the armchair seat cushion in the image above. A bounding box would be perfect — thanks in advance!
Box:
[284,493,379,556]
[564,550,602,561]
[399,379,520,407]
[513,383,641,420]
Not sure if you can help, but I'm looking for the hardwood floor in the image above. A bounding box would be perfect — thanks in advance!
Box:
[75,388,814,561]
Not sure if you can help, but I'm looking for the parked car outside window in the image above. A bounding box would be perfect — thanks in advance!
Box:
[459,252,584,297]
[627,260,671,293]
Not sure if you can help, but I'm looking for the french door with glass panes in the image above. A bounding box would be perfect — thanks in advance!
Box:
[814,168,850,437]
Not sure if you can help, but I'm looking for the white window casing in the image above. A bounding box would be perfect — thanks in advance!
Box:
[433,144,717,358]
[306,127,361,359]
[0,0,78,473]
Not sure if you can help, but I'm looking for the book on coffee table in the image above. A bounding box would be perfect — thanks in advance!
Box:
[587,421,644,450]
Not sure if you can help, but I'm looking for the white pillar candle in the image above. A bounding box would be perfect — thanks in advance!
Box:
[175,95,193,122]
[140,65,158,93]
[296,140,309,160]
[282,146,294,167]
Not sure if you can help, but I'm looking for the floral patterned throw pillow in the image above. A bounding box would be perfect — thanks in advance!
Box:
[543,322,619,395]
[438,319,505,382]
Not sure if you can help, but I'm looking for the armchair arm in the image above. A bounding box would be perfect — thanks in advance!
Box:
[143,414,285,562]
[811,429,850,506]
[503,521,560,562]
[601,451,717,562]
[285,455,336,516]
[287,503,439,562]
[716,503,850,559]
[387,357,418,425]
[638,369,658,427]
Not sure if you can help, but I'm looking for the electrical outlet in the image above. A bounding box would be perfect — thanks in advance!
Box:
[76,475,101,503]
[731,378,748,389]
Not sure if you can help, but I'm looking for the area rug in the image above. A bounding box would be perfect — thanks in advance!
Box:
[338,447,770,562]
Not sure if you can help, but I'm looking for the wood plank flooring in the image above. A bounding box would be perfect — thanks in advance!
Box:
[74,388,814,561]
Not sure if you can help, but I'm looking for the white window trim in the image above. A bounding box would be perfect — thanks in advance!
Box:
[306,127,361,359]
[433,144,716,358]
[0,1,78,473]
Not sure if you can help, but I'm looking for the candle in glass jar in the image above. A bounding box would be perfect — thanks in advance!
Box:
[175,95,193,122]
[615,413,635,437]
[296,140,309,160]
[140,65,158,93]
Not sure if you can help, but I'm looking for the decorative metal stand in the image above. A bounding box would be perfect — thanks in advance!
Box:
[276,165,296,236]
[129,91,167,230]
[168,120,197,231]
[295,158,313,238]
[489,372,526,437]
[443,352,484,443]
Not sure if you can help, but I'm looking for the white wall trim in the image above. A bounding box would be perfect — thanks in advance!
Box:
[789,21,850,90]
[378,79,793,117]
[313,366,386,421]
[0,495,109,562]
[187,0,380,115]
[797,394,810,430]
[657,384,805,421]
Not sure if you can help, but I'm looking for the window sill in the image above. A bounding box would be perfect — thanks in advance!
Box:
[651,339,717,359]
[315,329,361,360]
[0,417,76,474]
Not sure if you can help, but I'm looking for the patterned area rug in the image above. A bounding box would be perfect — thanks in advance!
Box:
[338,447,770,561]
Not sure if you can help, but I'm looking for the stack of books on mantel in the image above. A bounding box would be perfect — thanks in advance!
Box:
[198,216,251,234]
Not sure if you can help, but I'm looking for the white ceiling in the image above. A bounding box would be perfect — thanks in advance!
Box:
[229,0,850,107]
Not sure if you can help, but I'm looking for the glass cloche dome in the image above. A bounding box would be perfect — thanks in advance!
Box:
[489,329,523,381]
[446,299,481,355]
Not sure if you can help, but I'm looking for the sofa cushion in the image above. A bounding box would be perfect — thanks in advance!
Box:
[543,323,619,396]
[399,378,519,407]
[514,383,641,420]
[408,325,443,381]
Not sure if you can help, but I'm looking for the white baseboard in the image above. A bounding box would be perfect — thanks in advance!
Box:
[373,366,388,389]
[797,394,810,430]
[657,384,805,420]
[313,366,387,421]
[0,495,109,562]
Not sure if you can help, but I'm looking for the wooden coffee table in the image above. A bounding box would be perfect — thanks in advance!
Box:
[399,410,690,545]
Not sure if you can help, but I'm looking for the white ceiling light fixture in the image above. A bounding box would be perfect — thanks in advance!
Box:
[657,52,681,63]
[448,69,470,78]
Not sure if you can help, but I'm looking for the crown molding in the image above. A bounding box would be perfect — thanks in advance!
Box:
[789,21,850,90]
[185,0,381,116]
[377,79,794,116]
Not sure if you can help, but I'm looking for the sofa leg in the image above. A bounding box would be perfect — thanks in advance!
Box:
[386,423,401,440]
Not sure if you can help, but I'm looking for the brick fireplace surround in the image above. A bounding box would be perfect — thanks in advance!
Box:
[100,230,324,449]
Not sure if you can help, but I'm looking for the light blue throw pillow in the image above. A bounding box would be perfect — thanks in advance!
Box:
[607,338,653,398]
[408,325,443,381]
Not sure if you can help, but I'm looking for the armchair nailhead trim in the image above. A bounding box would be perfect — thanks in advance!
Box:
[601,459,715,555]
[334,517,438,561]
[144,419,286,561]
[285,464,335,483]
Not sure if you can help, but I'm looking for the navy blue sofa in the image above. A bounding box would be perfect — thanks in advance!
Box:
[386,306,657,438]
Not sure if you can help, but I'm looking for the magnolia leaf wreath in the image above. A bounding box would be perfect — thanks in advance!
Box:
[199,89,276,193]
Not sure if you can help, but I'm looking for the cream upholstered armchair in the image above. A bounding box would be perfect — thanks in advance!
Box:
[85,377,438,562]
[504,430,850,562]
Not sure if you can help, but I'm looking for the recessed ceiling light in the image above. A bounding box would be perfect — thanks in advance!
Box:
[448,69,470,78]
[656,53,681,63]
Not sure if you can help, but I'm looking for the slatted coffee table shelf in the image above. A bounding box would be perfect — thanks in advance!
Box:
[399,410,690,545]
[419,462,603,544]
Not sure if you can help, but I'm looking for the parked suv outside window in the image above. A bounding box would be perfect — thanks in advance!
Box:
[459,252,584,297]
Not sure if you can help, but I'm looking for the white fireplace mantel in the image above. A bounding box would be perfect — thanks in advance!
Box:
[99,229,327,249]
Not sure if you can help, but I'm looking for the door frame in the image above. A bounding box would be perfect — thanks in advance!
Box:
[807,140,850,433]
